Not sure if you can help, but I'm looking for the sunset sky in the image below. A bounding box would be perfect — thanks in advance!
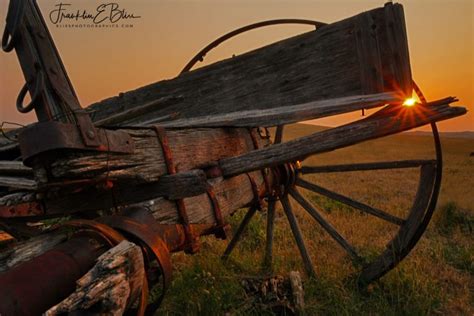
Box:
[0,0,472,131]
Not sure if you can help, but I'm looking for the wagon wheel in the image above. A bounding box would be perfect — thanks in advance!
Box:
[182,21,442,285]
[221,86,441,286]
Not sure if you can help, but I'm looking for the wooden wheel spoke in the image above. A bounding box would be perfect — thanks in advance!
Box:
[288,187,360,261]
[296,178,405,226]
[300,159,436,174]
[263,198,277,268]
[222,204,258,259]
[274,125,284,144]
[280,195,316,276]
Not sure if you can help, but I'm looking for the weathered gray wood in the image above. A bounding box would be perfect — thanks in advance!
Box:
[87,4,411,125]
[300,159,436,173]
[0,176,37,190]
[296,178,405,226]
[143,92,399,127]
[46,240,144,316]
[49,127,267,183]
[222,205,258,259]
[280,195,315,276]
[0,232,68,272]
[156,170,207,199]
[20,127,270,224]
[289,271,305,314]
[18,99,462,225]
[0,191,36,207]
[219,99,466,176]
[263,198,276,268]
[94,96,181,126]
[289,187,359,259]
[0,161,32,175]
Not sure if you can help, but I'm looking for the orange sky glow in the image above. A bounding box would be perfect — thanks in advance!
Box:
[0,0,472,131]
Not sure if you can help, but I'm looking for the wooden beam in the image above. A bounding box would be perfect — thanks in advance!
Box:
[45,241,144,315]
[300,159,436,173]
[0,161,32,175]
[219,99,466,176]
[87,4,412,125]
[154,92,400,128]
[0,176,37,190]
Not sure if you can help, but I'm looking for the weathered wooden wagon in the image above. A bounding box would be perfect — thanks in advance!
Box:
[0,0,467,314]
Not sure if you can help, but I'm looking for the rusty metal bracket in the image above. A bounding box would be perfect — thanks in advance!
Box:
[205,184,230,239]
[153,126,199,254]
[18,121,134,165]
[248,128,272,195]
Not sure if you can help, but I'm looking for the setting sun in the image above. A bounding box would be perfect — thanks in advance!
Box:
[403,98,417,107]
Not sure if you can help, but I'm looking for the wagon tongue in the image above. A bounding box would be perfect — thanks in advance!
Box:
[218,97,467,177]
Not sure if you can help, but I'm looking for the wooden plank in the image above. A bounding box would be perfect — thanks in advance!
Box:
[45,241,144,315]
[87,4,412,125]
[152,92,399,128]
[0,232,68,273]
[0,161,32,175]
[219,99,466,176]
[49,127,267,183]
[300,159,436,173]
[0,176,37,190]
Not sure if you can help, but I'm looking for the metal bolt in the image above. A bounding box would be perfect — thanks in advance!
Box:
[86,130,96,139]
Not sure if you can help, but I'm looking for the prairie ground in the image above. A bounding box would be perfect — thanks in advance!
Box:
[159,124,473,315]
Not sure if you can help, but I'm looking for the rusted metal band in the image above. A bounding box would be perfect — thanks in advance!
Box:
[153,126,199,254]
[413,80,427,104]
[205,184,229,239]
[98,215,173,312]
[59,219,125,246]
[246,173,264,210]
[248,128,272,195]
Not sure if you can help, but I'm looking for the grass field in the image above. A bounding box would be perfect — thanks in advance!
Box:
[158,123,473,315]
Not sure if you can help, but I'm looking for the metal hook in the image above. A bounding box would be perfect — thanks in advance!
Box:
[2,0,25,52]
[16,71,44,113]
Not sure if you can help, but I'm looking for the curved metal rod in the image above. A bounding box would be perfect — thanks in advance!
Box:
[16,71,44,113]
[358,81,443,285]
[405,83,443,251]
[180,19,327,74]
[2,0,24,52]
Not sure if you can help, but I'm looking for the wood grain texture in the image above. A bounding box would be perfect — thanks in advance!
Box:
[219,99,466,176]
[0,161,32,175]
[0,232,68,272]
[45,241,144,316]
[87,4,411,125]
[17,127,270,224]
[0,176,37,190]
[154,92,400,128]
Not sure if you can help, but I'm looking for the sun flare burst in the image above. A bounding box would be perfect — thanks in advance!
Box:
[403,98,417,107]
